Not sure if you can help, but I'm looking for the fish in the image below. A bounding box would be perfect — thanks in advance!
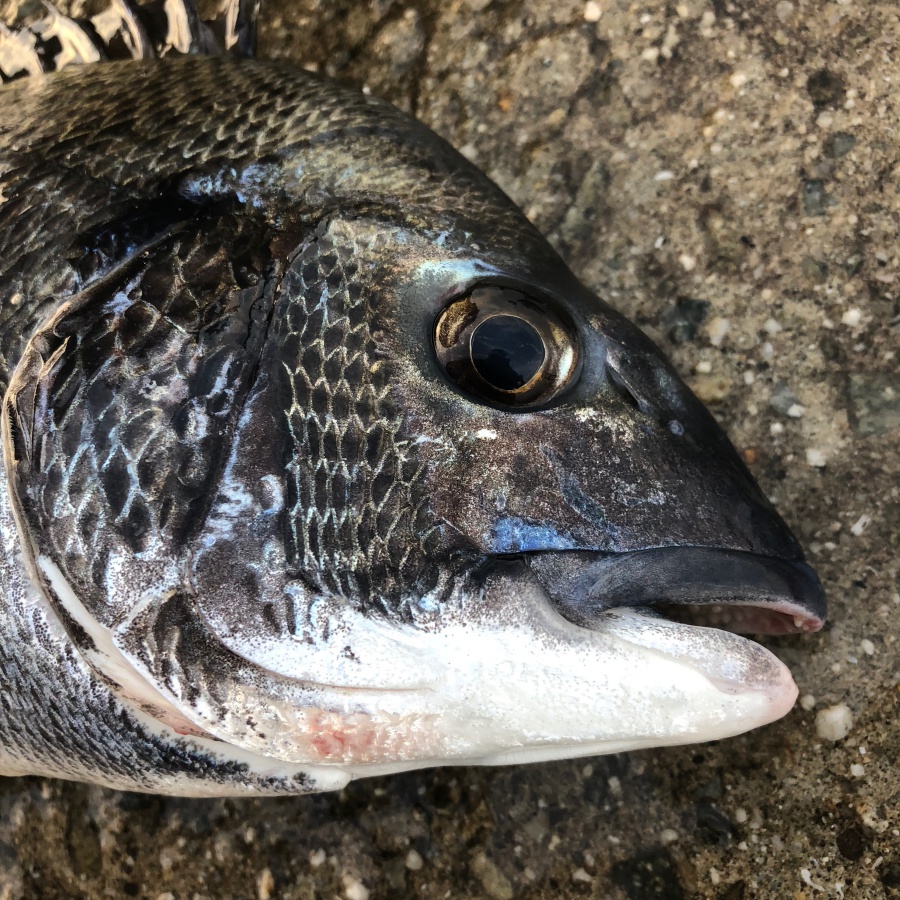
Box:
[0,0,826,797]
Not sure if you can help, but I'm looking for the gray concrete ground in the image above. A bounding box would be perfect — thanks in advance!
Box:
[0,0,897,897]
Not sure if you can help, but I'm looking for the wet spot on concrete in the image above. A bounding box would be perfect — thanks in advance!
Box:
[662,298,711,345]
[835,823,868,861]
[882,862,900,897]
[66,815,103,879]
[610,846,684,900]
[720,881,746,900]
[824,132,857,158]
[807,68,846,108]
[693,802,735,847]
[849,374,900,435]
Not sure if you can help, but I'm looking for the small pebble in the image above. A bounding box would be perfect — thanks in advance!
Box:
[815,703,853,741]
[806,448,827,468]
[309,849,327,868]
[850,764,865,778]
[572,867,593,883]
[690,374,730,402]
[343,875,370,900]
[583,0,602,21]
[850,514,871,536]
[257,868,275,900]
[660,828,679,844]
[705,316,730,347]
[769,382,803,417]
[471,852,514,900]
[825,131,857,158]
[802,255,829,282]
[802,179,834,216]
[405,849,424,871]
[775,0,794,21]
[800,694,816,711]
[860,639,875,656]
[679,253,697,271]
[734,808,748,824]
[842,307,862,326]
[802,868,826,891]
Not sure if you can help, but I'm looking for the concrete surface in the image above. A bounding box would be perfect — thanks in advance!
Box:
[0,0,897,898]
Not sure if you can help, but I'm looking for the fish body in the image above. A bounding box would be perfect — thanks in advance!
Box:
[0,2,825,796]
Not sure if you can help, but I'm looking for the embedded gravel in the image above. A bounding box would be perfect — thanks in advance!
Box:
[0,1,897,898]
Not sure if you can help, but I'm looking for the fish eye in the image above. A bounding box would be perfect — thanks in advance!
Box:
[433,285,579,408]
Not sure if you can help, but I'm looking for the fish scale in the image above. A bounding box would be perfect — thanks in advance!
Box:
[0,0,826,795]
[280,221,434,603]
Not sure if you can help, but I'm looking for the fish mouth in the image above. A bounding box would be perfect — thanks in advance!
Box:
[528,547,827,637]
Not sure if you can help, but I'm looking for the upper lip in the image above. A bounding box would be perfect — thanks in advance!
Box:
[528,547,827,636]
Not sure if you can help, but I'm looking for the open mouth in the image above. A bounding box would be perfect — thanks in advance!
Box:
[528,546,827,637]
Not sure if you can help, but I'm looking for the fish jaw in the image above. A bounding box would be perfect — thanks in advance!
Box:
[334,577,800,776]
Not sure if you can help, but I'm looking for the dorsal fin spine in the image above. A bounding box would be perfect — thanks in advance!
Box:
[0,0,258,81]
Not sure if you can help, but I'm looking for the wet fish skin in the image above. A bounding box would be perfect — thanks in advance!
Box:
[0,27,825,794]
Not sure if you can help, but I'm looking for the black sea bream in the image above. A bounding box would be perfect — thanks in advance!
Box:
[0,0,825,796]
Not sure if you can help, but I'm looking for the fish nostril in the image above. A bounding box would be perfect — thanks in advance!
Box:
[606,363,644,413]
[605,362,684,437]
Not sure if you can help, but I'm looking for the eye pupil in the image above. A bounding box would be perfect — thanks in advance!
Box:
[471,315,545,391]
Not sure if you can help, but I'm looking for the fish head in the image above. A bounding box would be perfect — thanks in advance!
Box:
[153,209,824,774]
[11,206,825,779]
[304,214,826,771]
[4,61,825,781]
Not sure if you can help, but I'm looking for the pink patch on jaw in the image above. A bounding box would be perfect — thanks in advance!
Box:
[172,724,210,737]
[300,708,439,764]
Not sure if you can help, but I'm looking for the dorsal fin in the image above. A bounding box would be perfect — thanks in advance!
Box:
[0,22,43,80]
[0,0,258,80]
[211,0,259,57]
